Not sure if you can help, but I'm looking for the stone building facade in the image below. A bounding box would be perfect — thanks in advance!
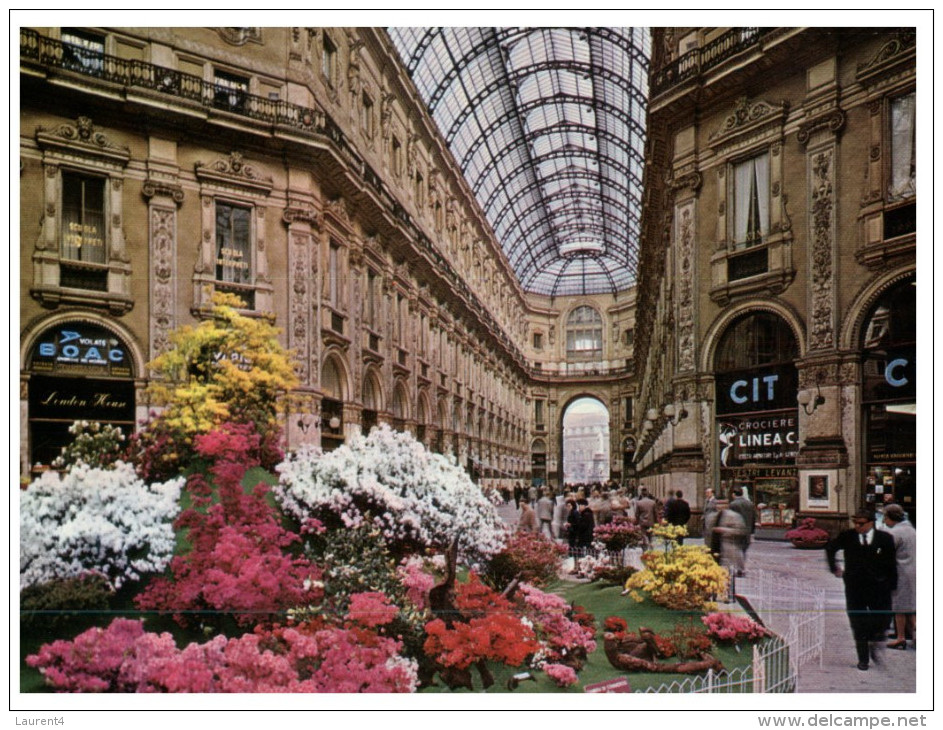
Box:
[633,28,917,531]
[18,26,637,489]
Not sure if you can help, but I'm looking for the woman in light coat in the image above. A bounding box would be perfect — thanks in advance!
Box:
[882,504,916,649]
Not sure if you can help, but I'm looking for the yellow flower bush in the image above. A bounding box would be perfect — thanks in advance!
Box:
[148,291,298,441]
[651,521,688,546]
[624,544,728,611]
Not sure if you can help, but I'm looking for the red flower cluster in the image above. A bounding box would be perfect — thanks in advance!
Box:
[423,574,539,670]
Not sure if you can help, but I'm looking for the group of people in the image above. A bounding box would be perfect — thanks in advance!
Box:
[514,482,694,556]
[827,503,916,671]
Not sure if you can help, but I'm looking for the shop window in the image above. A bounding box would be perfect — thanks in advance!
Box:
[565,305,603,360]
[213,69,249,112]
[215,201,254,309]
[61,28,104,74]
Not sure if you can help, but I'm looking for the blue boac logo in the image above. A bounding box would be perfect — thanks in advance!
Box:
[38,330,125,364]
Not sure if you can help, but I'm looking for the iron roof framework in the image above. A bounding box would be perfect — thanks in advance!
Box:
[388,27,650,297]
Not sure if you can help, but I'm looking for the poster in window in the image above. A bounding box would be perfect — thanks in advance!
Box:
[807,474,829,508]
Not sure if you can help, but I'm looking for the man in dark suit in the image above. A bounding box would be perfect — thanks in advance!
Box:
[664,490,692,544]
[826,509,898,671]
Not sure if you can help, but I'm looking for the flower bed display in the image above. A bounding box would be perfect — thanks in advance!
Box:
[784,518,830,549]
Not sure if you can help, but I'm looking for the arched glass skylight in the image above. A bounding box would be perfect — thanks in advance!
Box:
[387,27,650,297]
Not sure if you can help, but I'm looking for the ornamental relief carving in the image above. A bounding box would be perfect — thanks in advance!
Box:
[195,152,273,195]
[150,207,176,358]
[282,205,322,228]
[36,116,130,161]
[709,97,789,148]
[142,180,185,205]
[289,232,311,383]
[797,110,846,147]
[809,149,835,351]
[676,204,696,373]
[214,28,262,46]
[856,29,916,79]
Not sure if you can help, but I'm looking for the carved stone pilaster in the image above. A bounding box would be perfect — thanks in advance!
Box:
[809,149,836,352]
[149,207,177,363]
[289,231,312,384]
[675,202,696,373]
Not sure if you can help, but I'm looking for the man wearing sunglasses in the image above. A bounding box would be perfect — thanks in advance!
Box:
[826,509,898,671]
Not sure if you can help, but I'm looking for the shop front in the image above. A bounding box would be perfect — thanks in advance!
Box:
[26,321,136,474]
[713,312,800,529]
[861,277,916,523]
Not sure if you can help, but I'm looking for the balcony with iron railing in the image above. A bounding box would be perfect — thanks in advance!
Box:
[651,27,773,97]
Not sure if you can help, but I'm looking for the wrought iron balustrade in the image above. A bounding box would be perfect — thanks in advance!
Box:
[652,27,768,97]
[21,28,326,134]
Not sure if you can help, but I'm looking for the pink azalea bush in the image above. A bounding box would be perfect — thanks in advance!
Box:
[135,424,321,627]
[27,594,420,693]
[516,583,597,670]
[543,662,579,688]
[397,557,436,611]
[701,612,769,644]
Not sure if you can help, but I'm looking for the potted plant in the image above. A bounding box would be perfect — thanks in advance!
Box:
[785,517,830,549]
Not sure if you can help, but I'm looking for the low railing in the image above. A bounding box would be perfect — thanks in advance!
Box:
[641,634,795,694]
[651,27,768,97]
[735,571,826,678]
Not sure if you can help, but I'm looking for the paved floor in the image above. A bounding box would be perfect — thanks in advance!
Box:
[496,501,916,694]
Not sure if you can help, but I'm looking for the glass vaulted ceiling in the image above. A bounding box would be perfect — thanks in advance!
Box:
[388,27,650,297]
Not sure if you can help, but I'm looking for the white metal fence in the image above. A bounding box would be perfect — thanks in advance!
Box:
[639,569,824,694]
[640,635,795,694]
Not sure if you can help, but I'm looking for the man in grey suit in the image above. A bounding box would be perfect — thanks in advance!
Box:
[727,486,756,576]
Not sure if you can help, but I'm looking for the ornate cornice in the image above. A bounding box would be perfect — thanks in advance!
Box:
[35,116,130,166]
[194,151,272,195]
[856,29,916,85]
[708,97,789,149]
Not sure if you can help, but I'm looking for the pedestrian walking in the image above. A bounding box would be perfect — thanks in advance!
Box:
[713,507,747,575]
[881,504,916,650]
[518,501,537,534]
[728,486,756,575]
[826,509,897,671]
[536,490,554,539]
[635,488,657,547]
[577,498,595,552]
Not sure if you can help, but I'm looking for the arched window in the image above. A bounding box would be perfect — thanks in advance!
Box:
[566,305,603,360]
[714,312,798,373]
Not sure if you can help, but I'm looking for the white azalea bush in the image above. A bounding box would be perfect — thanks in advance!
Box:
[275,425,509,561]
[20,461,184,590]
